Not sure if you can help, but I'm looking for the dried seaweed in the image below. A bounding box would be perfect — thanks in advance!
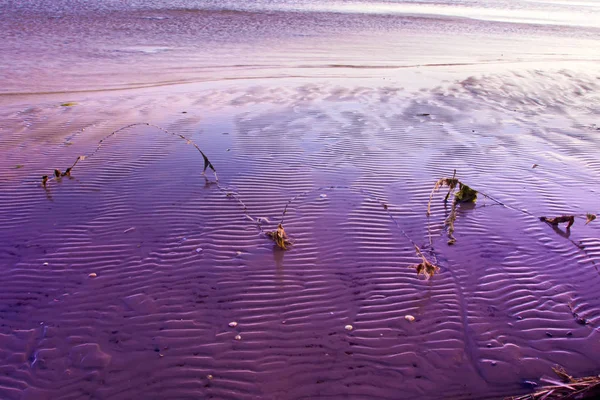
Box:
[266,223,291,250]
[41,124,217,188]
[200,149,217,177]
[445,201,458,245]
[409,245,439,279]
[586,213,597,225]
[428,171,478,244]
[427,170,459,216]
[455,183,478,203]
[540,215,575,229]
[506,366,600,400]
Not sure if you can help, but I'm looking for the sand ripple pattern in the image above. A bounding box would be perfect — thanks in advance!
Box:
[0,70,599,399]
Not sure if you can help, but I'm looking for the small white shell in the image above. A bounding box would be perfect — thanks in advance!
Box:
[344,325,353,331]
[228,321,238,327]
[405,315,415,322]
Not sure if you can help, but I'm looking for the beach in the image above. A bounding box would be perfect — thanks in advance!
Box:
[1,1,600,399]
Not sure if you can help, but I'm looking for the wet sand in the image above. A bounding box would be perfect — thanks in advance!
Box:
[1,2,600,399]
[2,68,600,399]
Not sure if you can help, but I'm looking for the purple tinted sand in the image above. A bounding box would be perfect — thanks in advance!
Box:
[1,73,600,399]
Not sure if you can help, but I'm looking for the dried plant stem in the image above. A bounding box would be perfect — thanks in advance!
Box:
[42,122,217,188]
[506,367,600,400]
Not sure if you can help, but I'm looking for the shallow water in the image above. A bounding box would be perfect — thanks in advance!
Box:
[1,0,599,93]
[1,1,600,400]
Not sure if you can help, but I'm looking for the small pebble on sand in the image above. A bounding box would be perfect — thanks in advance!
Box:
[235,335,242,340]
[88,273,97,278]
[405,315,415,322]
[228,321,238,327]
[345,325,353,331]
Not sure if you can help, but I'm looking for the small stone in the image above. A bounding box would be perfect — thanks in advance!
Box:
[545,332,553,338]
[405,315,415,322]
[491,361,497,366]
[344,325,353,331]
[319,194,327,199]
[486,343,492,348]
[88,273,97,278]
[207,374,213,380]
[43,262,49,266]
[228,321,238,327]
[195,248,203,253]
[234,335,242,340]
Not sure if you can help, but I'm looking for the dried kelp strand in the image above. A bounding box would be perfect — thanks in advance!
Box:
[539,215,575,229]
[41,124,218,188]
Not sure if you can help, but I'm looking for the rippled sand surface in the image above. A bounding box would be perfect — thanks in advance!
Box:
[1,1,600,399]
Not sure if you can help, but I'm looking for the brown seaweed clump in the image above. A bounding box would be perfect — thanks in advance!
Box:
[409,245,439,280]
[266,223,292,250]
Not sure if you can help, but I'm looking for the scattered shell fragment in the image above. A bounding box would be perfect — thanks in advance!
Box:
[405,315,415,322]
[43,262,49,266]
[207,374,214,380]
[195,248,203,253]
[344,325,353,331]
[228,321,238,327]
[88,273,97,278]
[234,335,242,340]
